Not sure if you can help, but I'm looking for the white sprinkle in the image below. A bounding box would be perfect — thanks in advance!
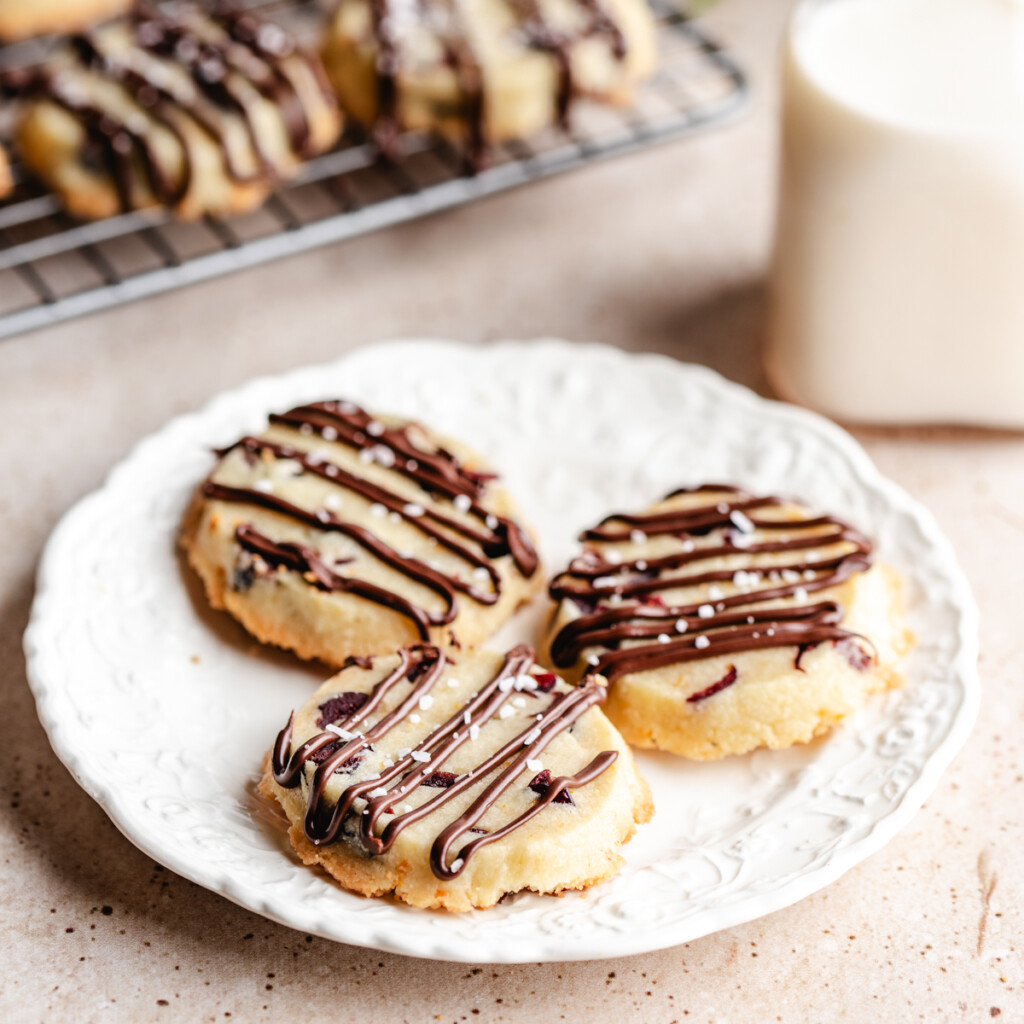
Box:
[472,567,491,582]
[401,804,413,814]
[694,635,710,649]
[804,569,817,580]
[499,705,516,719]
[523,728,541,745]
[381,757,394,768]
[733,570,750,587]
[657,634,671,644]
[324,493,342,511]
[717,502,730,513]
[717,603,725,612]
[609,594,624,606]
[681,539,695,552]
[409,713,421,724]
[324,464,339,477]
[731,533,752,549]
[321,426,338,441]
[518,676,538,691]
[498,677,515,693]
[388,511,402,523]
[315,509,331,523]
[469,724,480,741]
[366,420,385,436]
[359,449,374,464]
[486,514,499,530]
[752,631,761,639]
[407,460,418,471]
[253,479,273,493]
[299,422,313,435]
[418,695,434,710]
[782,569,801,584]
[411,750,431,762]
[368,787,388,798]
[463,710,472,724]
[594,576,617,588]
[698,604,715,619]
[398,747,411,758]
[451,858,464,872]
[766,628,776,637]
[373,445,396,468]
[675,618,688,632]
[586,654,600,666]
[369,502,387,517]
[747,615,756,624]
[325,724,355,740]
[708,584,724,600]
[729,510,755,534]
[453,494,472,512]
[305,450,324,466]
[513,697,527,708]
[447,678,460,689]
[794,587,808,602]
[630,529,647,545]
[453,732,460,739]
[807,552,820,562]
[526,758,543,772]
[635,560,648,571]
[404,503,425,517]
[338,401,358,414]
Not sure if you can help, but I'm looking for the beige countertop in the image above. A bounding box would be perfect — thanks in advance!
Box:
[1,1,1019,1020]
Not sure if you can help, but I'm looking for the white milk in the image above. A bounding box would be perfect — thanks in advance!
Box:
[766,0,1024,426]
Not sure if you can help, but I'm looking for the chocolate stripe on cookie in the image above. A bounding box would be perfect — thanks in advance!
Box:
[549,485,876,683]
[271,644,616,879]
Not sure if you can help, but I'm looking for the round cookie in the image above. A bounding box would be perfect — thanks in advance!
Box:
[182,399,543,667]
[11,4,341,220]
[258,642,653,910]
[0,0,130,41]
[544,485,913,760]
[320,0,657,160]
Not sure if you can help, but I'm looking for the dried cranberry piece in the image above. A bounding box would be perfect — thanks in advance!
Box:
[837,637,874,672]
[316,692,368,728]
[638,593,665,607]
[687,665,738,704]
[307,743,363,774]
[528,770,574,806]
[422,771,456,788]
[533,672,557,693]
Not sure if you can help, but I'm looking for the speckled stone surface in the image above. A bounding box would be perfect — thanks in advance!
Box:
[0,1,1019,1020]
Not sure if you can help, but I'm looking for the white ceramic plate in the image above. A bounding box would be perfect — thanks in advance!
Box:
[24,339,978,963]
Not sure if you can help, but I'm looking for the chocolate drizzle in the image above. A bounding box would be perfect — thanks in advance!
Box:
[10,3,337,213]
[204,399,537,641]
[271,644,616,879]
[549,485,877,686]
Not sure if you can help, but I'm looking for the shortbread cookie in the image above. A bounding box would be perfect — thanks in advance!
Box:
[320,0,657,160]
[258,642,652,910]
[182,399,542,666]
[0,144,11,199]
[0,0,130,41]
[545,485,912,760]
[11,4,341,220]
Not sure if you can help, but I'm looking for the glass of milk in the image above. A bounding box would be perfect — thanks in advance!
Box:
[766,0,1024,427]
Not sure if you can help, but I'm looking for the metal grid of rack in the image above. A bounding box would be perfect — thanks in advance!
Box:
[0,1,748,340]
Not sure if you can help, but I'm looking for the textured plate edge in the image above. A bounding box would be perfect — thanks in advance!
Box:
[22,337,981,963]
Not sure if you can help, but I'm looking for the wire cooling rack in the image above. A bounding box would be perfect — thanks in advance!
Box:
[0,0,748,340]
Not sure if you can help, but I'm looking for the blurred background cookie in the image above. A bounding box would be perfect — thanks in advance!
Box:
[320,0,657,161]
[0,0,130,41]
[9,2,341,219]
[182,399,542,667]
[546,484,913,760]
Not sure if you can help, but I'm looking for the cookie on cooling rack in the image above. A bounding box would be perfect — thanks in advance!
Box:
[0,0,130,41]
[11,3,341,220]
[319,0,657,160]
[258,642,652,910]
[544,484,912,760]
[182,399,543,667]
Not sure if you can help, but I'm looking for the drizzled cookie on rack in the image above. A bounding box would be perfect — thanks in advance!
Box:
[258,642,652,910]
[10,3,341,220]
[182,399,543,666]
[0,0,130,42]
[544,485,912,760]
[319,0,657,163]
